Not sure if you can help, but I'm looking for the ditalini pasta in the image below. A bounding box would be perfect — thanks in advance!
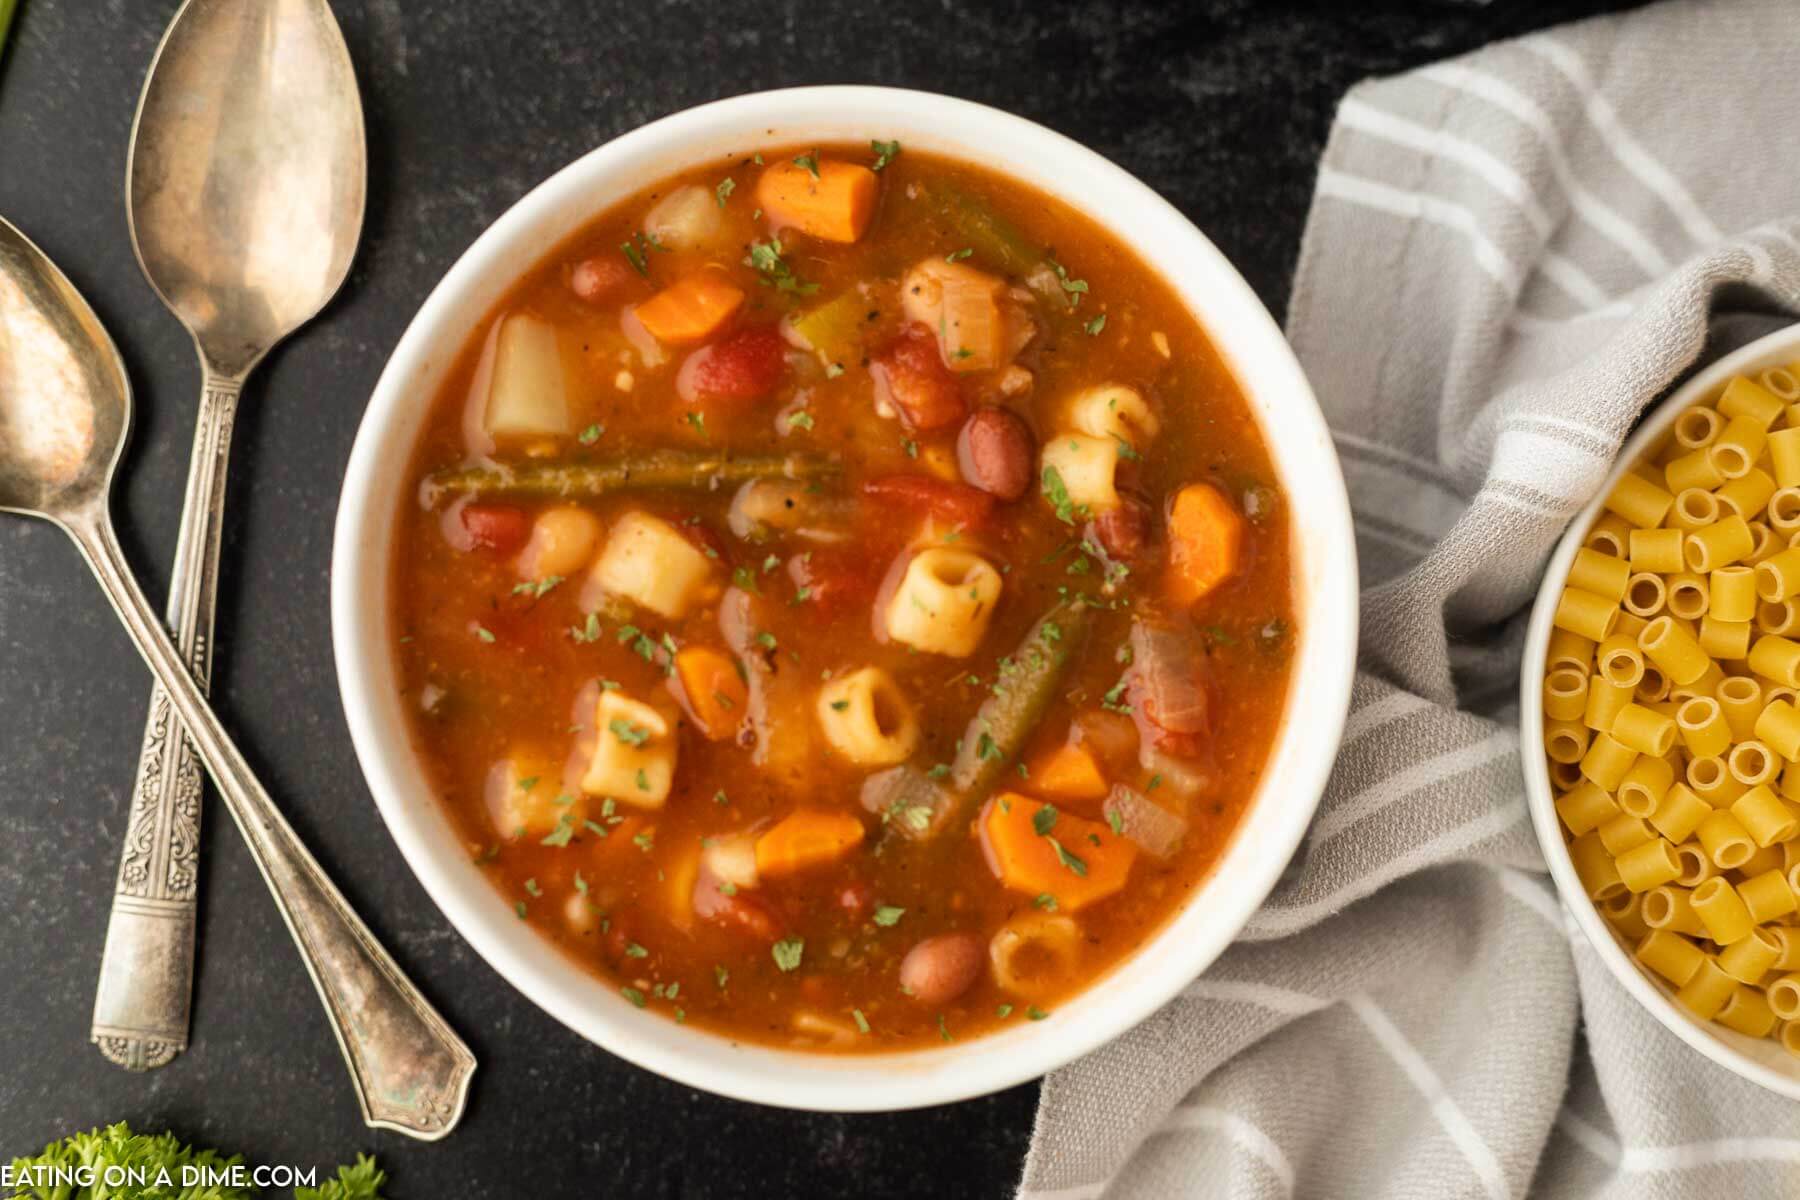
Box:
[1545,369,1800,1054]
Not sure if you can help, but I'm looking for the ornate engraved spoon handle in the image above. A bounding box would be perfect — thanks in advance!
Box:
[91,371,239,1070]
[68,506,477,1138]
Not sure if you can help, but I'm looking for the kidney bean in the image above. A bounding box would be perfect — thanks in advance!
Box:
[677,326,787,407]
[1093,494,1153,560]
[956,407,1035,501]
[456,502,531,555]
[569,255,632,303]
[898,932,986,1005]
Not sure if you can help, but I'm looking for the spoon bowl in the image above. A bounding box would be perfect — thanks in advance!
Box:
[0,224,128,515]
[127,0,365,375]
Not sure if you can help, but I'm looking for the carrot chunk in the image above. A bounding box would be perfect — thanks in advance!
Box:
[1166,482,1245,607]
[672,646,748,740]
[755,810,867,878]
[634,275,745,344]
[979,793,1135,912]
[1024,742,1109,803]
[755,159,880,244]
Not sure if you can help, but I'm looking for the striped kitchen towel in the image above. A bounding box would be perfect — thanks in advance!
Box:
[1019,1,1800,1197]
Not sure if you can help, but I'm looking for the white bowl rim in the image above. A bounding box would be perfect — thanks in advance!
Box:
[1521,322,1800,1100]
[331,84,1359,1111]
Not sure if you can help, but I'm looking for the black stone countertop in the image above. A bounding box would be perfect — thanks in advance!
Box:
[0,1,1644,1195]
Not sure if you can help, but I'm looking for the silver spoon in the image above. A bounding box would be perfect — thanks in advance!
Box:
[91,0,367,1072]
[0,218,475,1140]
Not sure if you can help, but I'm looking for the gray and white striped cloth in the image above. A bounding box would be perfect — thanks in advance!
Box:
[1018,2,1800,1196]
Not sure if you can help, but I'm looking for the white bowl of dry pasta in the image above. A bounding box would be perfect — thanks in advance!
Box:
[1524,324,1800,1098]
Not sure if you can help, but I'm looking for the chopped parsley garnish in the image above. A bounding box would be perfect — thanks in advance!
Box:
[514,901,527,919]
[523,878,542,897]
[715,177,736,207]
[772,937,805,972]
[540,815,576,847]
[1101,679,1132,714]
[624,942,648,958]
[685,410,707,437]
[621,986,647,1008]
[903,438,919,458]
[1031,804,1059,836]
[744,238,818,295]
[1085,313,1107,336]
[787,409,815,431]
[473,625,496,643]
[1106,807,1125,836]
[715,965,730,988]
[516,775,540,793]
[830,699,851,712]
[1034,892,1059,911]
[512,574,564,599]
[1049,259,1088,306]
[635,768,651,791]
[1146,773,1163,792]
[1048,838,1088,876]
[578,423,603,445]
[793,151,821,178]
[977,731,1003,762]
[609,718,652,747]
[853,1009,871,1034]
[937,1014,953,1042]
[996,1003,1014,1018]
[569,612,602,643]
[633,830,654,851]
[1027,1006,1051,1021]
[620,239,648,276]
[1041,465,1079,525]
[945,246,973,262]
[873,905,905,927]
[870,139,901,171]
[755,631,778,651]
[713,789,729,805]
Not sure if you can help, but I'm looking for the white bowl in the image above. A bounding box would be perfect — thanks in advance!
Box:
[1522,323,1800,1100]
[332,86,1358,1110]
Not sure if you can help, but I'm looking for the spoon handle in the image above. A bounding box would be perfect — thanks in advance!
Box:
[68,510,476,1140]
[91,372,240,1070]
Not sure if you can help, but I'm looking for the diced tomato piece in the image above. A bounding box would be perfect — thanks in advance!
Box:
[676,326,788,407]
[787,546,879,616]
[870,322,966,431]
[569,255,633,303]
[862,475,995,528]
[456,503,530,555]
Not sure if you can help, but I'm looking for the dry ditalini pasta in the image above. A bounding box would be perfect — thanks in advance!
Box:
[1546,367,1800,1050]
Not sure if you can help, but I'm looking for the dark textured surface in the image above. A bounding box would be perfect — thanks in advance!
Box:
[0,0,1645,1194]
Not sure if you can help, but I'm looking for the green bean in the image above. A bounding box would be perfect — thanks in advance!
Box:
[866,598,1091,842]
[424,450,839,503]
[950,598,1090,797]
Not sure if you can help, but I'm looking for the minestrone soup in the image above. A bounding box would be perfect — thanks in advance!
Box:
[392,141,1295,1050]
